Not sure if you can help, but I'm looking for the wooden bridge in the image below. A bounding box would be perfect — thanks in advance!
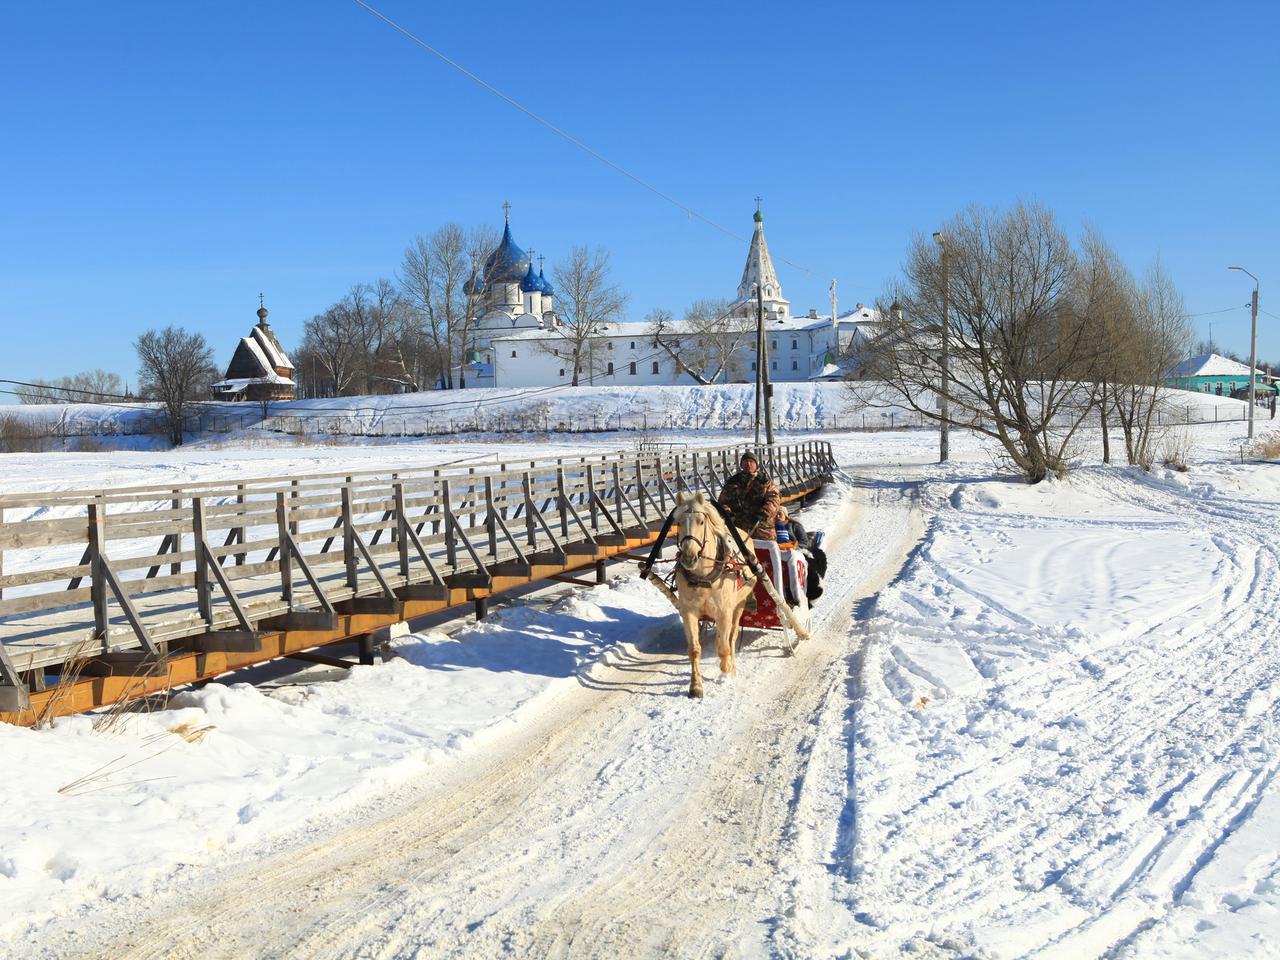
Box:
[0,441,834,725]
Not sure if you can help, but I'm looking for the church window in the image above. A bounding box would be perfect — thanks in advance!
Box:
[511,350,517,358]
[792,359,798,370]
[791,339,798,350]
[770,339,777,350]
[607,341,613,350]
[651,361,659,374]
[607,362,614,374]
[630,341,636,350]
[559,368,566,377]
[751,361,756,371]
[629,361,637,375]
[771,361,777,371]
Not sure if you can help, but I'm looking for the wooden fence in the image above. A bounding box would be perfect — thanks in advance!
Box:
[0,441,834,722]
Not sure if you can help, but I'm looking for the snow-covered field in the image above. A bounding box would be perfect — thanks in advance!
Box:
[3,418,1279,958]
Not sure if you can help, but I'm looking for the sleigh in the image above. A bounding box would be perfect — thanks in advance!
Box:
[700,538,811,654]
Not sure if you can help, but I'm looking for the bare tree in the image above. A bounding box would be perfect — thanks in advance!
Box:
[134,326,217,446]
[301,305,361,396]
[542,246,627,386]
[646,299,751,384]
[17,369,124,404]
[854,202,1095,483]
[458,225,497,387]
[1073,227,1137,464]
[1111,258,1190,467]
[399,223,497,390]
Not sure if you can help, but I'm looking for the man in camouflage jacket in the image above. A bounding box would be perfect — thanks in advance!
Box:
[717,451,781,541]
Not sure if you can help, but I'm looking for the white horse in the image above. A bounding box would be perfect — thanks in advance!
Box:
[668,491,757,698]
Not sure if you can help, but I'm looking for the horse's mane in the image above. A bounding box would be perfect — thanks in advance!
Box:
[675,490,732,538]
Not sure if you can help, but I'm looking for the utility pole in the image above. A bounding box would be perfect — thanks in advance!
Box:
[1229,266,1260,440]
[757,282,775,446]
[933,231,951,462]
[754,284,763,447]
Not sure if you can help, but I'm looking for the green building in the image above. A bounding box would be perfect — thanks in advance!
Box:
[1164,353,1278,399]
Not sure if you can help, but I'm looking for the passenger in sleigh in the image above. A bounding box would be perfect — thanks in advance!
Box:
[776,507,827,603]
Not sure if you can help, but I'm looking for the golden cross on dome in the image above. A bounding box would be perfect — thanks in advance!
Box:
[502,200,511,222]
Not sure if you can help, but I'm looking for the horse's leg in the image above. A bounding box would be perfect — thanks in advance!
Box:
[682,607,704,698]
[723,597,746,676]
[716,587,734,676]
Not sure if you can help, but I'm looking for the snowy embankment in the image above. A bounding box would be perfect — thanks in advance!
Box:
[2,420,1278,958]
[0,381,1254,450]
[840,450,1280,956]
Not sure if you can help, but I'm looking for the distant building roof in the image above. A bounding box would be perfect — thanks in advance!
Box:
[1166,353,1260,379]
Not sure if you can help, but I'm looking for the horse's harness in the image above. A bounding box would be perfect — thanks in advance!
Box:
[675,516,755,590]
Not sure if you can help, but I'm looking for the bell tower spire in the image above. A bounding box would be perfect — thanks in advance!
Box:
[737,202,789,319]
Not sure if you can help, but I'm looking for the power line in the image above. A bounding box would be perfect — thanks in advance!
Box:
[347,0,819,279]
[1187,304,1248,318]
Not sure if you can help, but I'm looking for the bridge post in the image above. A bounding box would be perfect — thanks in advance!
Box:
[442,479,457,570]
[88,499,109,648]
[234,484,246,566]
[556,468,569,540]
[586,464,598,532]
[275,491,293,606]
[341,485,358,591]
[522,472,537,548]
[192,496,212,624]
[170,490,181,577]
[394,482,410,578]
[484,476,498,557]
[612,463,624,527]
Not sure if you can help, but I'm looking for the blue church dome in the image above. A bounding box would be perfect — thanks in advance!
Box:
[463,271,486,296]
[483,222,531,284]
[538,267,554,297]
[520,261,542,293]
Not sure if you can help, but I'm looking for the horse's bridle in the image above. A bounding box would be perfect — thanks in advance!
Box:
[676,508,751,589]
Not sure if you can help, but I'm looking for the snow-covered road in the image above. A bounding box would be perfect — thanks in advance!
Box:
[40,468,923,959]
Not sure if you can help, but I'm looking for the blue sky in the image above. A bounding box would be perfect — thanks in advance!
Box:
[2,0,1277,385]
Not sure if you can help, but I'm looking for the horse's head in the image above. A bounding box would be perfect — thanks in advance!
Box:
[676,491,716,572]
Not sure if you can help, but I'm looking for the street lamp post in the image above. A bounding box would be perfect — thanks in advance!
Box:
[932,231,951,462]
[1228,266,1260,440]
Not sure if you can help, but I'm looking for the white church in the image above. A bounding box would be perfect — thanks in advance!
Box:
[458,206,882,389]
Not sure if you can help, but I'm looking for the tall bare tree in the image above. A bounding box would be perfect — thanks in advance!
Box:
[853,201,1095,482]
[301,304,362,396]
[1111,258,1191,466]
[399,223,497,389]
[542,246,627,386]
[1073,227,1137,464]
[134,326,217,446]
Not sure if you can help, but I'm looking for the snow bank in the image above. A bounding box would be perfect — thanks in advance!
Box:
[847,457,1280,956]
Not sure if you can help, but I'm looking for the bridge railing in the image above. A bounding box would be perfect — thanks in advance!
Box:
[0,441,834,712]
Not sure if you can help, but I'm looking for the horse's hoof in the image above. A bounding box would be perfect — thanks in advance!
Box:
[689,687,704,699]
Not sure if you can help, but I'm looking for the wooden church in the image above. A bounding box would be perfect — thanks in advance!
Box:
[211,300,296,402]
